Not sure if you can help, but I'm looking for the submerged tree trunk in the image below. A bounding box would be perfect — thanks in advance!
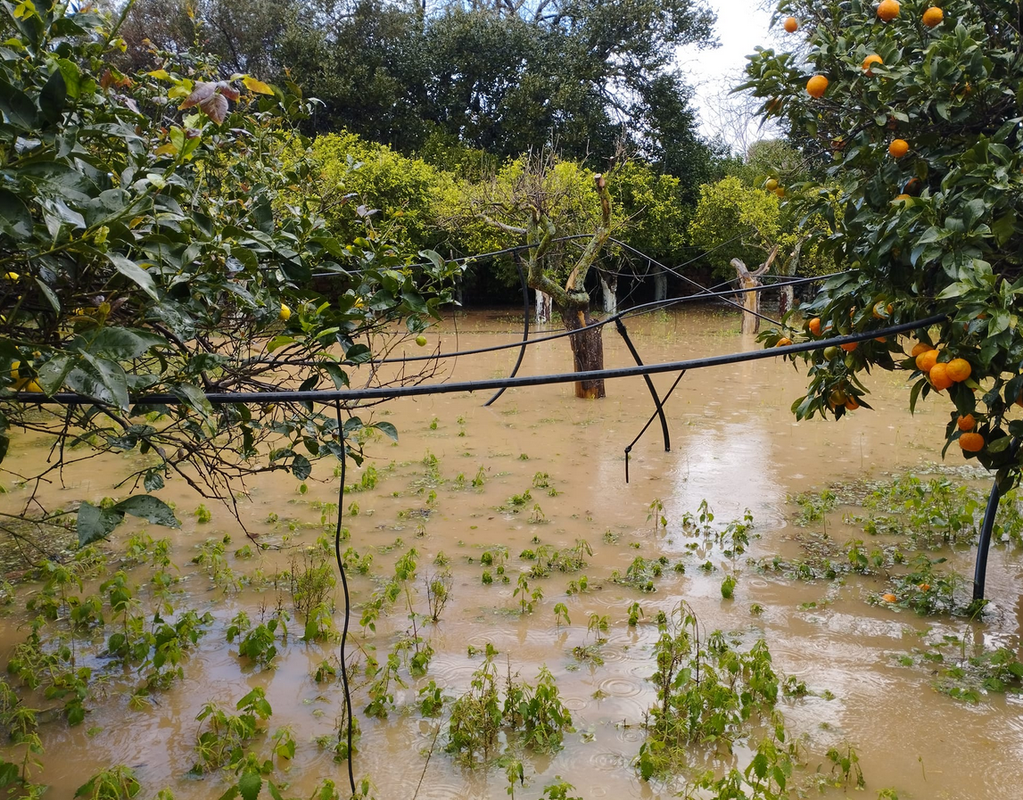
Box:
[535,290,552,325]
[561,304,605,399]
[653,268,667,302]
[777,238,805,318]
[599,270,617,315]
[731,247,777,335]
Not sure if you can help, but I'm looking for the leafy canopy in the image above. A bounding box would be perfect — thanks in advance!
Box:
[0,0,459,543]
[743,0,1023,484]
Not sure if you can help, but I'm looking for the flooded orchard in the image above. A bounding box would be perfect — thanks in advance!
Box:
[3,307,1023,799]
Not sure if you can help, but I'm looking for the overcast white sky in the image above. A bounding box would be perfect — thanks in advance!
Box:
[678,0,781,153]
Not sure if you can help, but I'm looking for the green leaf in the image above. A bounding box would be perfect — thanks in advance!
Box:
[0,189,33,239]
[0,760,19,788]
[107,253,158,300]
[114,495,181,528]
[82,328,167,360]
[171,382,215,429]
[77,501,126,546]
[143,469,164,492]
[292,454,312,480]
[34,277,60,313]
[237,770,263,800]
[0,78,38,129]
[39,67,66,124]
[70,352,130,410]
[936,282,971,300]
[373,421,398,441]
[267,336,295,353]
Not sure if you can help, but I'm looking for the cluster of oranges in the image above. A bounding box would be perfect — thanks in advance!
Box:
[764,177,785,198]
[910,342,983,452]
[796,1,945,167]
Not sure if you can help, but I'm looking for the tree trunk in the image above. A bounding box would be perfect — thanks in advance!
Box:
[778,284,793,317]
[653,269,667,302]
[599,271,617,315]
[561,305,605,399]
[731,258,763,335]
[535,290,552,325]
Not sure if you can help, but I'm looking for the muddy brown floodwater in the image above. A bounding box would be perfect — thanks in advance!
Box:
[2,306,1023,799]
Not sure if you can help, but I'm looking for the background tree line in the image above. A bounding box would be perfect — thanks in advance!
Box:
[111,0,832,306]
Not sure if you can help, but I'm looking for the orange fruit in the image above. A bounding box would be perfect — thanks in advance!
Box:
[930,363,953,391]
[882,593,897,603]
[828,388,848,408]
[922,6,943,27]
[776,337,793,347]
[807,75,829,98]
[775,187,786,198]
[888,138,909,158]
[784,16,799,32]
[918,583,931,592]
[957,414,976,432]
[765,178,779,191]
[845,395,860,410]
[841,342,859,352]
[946,358,971,383]
[808,317,822,335]
[959,432,985,452]
[910,342,933,357]
[915,349,939,372]
[877,0,900,21]
[862,54,883,73]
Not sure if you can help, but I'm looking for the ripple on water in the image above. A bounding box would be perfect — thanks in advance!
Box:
[591,676,649,721]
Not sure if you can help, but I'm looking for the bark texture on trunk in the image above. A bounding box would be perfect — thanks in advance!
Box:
[653,268,667,301]
[561,305,605,399]
[599,270,617,315]
[535,290,552,325]
[731,246,778,335]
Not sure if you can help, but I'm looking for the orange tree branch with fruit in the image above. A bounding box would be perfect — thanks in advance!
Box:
[741,0,1023,486]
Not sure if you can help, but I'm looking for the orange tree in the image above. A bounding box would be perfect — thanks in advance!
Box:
[0,0,459,546]
[742,0,1023,484]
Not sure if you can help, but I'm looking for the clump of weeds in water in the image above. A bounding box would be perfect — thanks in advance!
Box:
[521,540,592,577]
[572,614,608,665]
[283,548,337,642]
[648,498,667,532]
[638,602,867,796]
[447,648,574,766]
[637,602,781,778]
[74,765,141,799]
[895,626,1023,703]
[610,555,669,592]
[192,688,273,773]
[792,489,837,532]
[513,574,543,614]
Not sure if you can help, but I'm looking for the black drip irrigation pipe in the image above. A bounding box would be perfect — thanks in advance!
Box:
[485,252,529,407]
[17,314,947,409]
[973,439,1019,603]
[614,317,670,454]
[624,370,687,484]
[332,401,357,798]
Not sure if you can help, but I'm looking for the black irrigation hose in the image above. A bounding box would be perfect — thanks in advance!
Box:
[485,252,530,407]
[974,438,1019,603]
[614,317,671,454]
[623,369,687,484]
[17,314,948,408]
[332,401,357,798]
